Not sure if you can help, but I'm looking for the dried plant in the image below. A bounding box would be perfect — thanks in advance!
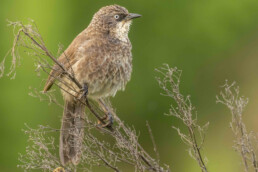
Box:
[216,81,258,172]
[2,19,170,172]
[5,18,258,172]
[156,64,209,172]
[17,124,60,171]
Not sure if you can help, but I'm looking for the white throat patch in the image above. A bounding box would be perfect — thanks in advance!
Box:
[115,21,132,42]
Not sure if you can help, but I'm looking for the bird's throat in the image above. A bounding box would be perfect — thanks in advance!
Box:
[113,21,132,42]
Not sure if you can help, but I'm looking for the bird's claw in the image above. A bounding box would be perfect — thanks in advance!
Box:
[98,112,113,128]
[79,84,88,100]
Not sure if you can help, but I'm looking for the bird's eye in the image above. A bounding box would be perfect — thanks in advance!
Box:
[114,15,120,19]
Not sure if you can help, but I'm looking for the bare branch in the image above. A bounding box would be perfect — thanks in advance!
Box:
[146,121,160,163]
[217,81,258,172]
[156,64,209,172]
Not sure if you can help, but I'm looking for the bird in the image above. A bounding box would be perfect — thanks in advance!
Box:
[43,5,141,166]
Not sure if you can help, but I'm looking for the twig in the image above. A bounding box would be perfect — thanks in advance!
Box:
[156,64,209,172]
[146,121,160,163]
[217,81,258,172]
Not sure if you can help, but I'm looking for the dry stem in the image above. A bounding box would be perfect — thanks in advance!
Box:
[156,64,209,172]
[216,81,258,172]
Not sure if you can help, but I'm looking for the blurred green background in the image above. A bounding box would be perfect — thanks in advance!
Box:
[1,0,258,171]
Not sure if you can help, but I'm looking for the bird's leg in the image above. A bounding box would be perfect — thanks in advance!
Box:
[78,83,88,100]
[97,98,113,127]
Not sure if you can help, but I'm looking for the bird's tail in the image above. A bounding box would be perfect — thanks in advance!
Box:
[60,100,85,166]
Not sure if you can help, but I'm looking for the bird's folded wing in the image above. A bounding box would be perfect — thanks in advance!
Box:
[43,50,78,92]
[43,37,110,92]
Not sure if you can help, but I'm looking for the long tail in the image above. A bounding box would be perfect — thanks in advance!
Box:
[60,100,85,166]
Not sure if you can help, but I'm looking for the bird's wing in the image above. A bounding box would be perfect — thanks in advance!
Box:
[43,32,87,92]
[43,36,111,92]
[43,53,77,92]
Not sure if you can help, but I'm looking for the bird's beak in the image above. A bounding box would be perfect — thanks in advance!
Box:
[126,13,142,20]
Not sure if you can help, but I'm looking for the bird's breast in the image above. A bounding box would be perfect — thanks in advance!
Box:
[73,40,133,99]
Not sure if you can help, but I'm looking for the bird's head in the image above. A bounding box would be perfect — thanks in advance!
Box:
[89,5,141,41]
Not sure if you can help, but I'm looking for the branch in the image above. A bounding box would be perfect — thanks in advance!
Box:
[156,64,209,172]
[217,81,258,172]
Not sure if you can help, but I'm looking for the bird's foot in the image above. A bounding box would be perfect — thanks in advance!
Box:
[98,112,113,128]
[79,83,88,100]
[53,167,65,172]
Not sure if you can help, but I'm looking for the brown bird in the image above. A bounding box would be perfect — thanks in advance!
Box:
[43,5,141,166]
